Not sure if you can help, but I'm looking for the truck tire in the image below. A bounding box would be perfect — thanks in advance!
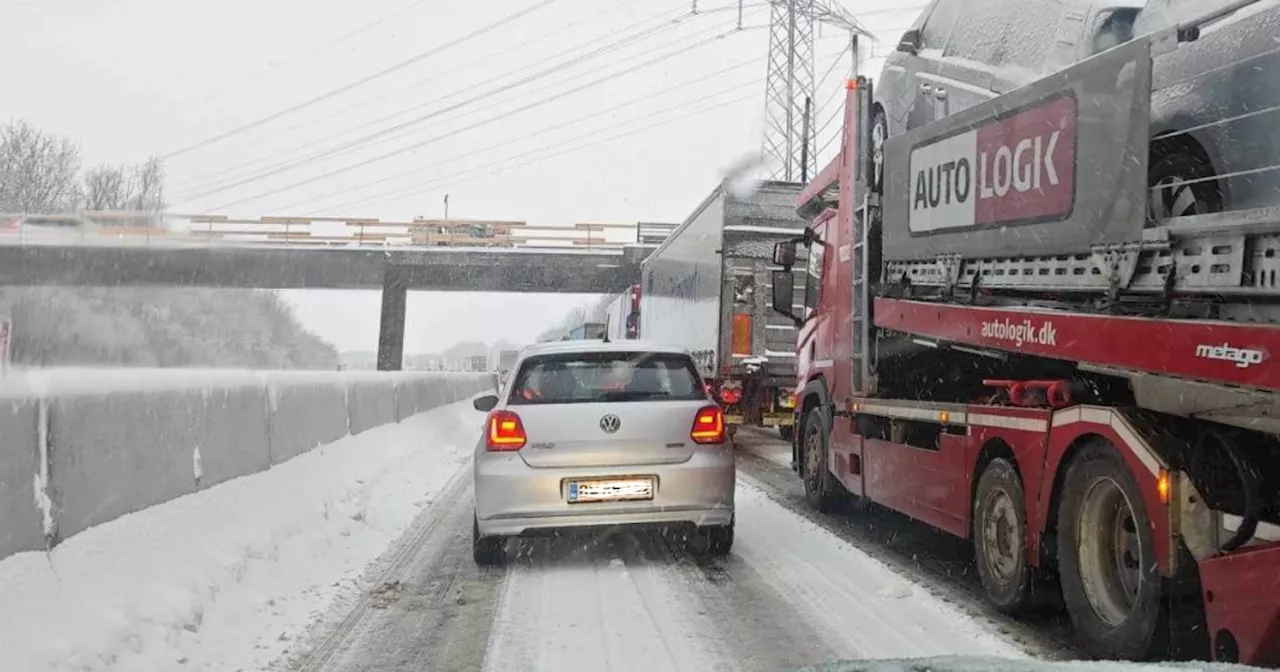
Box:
[472,516,507,566]
[779,425,795,442]
[1056,438,1168,660]
[801,407,843,512]
[973,458,1034,614]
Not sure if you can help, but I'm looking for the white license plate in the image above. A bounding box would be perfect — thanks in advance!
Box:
[568,478,654,503]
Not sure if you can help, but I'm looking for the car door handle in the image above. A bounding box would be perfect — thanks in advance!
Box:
[933,87,948,101]
[918,82,932,94]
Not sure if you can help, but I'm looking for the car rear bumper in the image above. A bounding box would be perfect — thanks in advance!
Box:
[474,448,735,537]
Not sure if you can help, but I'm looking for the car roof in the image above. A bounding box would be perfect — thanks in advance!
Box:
[520,339,690,357]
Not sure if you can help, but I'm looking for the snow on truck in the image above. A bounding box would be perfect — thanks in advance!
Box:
[640,180,808,439]
[771,20,1280,667]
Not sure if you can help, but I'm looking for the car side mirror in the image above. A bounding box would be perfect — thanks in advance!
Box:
[771,270,801,327]
[772,240,797,267]
[897,28,921,55]
[473,394,499,412]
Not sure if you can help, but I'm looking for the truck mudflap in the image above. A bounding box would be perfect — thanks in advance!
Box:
[1198,540,1280,666]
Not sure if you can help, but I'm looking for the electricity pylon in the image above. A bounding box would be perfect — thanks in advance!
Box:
[761,0,870,182]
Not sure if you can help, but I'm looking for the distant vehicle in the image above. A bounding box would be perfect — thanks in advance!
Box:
[469,354,487,372]
[470,340,733,564]
[563,322,606,341]
[0,214,104,244]
[604,284,642,341]
[640,180,808,441]
[497,349,519,382]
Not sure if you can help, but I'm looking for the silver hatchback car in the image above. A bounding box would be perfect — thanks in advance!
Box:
[471,340,735,564]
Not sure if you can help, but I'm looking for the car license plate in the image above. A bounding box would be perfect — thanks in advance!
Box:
[725,414,745,424]
[568,478,654,503]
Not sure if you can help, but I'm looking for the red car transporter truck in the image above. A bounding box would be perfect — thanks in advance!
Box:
[769,17,1280,667]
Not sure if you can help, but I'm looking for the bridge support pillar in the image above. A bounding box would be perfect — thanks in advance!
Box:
[377,267,407,371]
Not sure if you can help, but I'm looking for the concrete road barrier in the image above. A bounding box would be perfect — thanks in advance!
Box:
[0,369,496,561]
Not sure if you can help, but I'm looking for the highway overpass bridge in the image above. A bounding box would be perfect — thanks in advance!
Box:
[0,213,675,369]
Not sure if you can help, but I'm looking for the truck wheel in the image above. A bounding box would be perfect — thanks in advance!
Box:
[1057,439,1167,660]
[801,407,843,512]
[472,516,507,566]
[973,458,1033,614]
[779,425,795,442]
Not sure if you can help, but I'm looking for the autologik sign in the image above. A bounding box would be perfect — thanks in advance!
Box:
[907,94,1077,234]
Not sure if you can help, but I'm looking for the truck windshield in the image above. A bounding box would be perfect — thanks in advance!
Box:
[507,351,707,404]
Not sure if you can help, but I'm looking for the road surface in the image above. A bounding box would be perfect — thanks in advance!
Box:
[281,429,1067,672]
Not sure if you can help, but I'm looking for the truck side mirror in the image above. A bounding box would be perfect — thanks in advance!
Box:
[897,28,921,55]
[773,241,797,267]
[771,270,800,325]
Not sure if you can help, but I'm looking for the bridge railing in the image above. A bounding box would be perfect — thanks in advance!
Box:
[0,212,661,251]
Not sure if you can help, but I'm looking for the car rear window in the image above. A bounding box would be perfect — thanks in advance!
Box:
[507,351,707,405]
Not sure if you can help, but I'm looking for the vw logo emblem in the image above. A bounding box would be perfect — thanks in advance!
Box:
[599,414,621,434]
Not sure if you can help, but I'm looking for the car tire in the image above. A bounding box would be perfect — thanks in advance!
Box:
[973,458,1034,614]
[472,516,507,566]
[698,520,734,556]
[1057,439,1168,660]
[801,406,844,512]
[1147,142,1222,226]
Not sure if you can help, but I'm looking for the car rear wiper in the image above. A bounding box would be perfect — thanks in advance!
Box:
[601,390,670,401]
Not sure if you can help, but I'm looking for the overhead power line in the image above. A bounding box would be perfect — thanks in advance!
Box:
[199,21,762,211]
[274,55,771,213]
[162,0,562,160]
[309,87,762,216]
[175,2,707,201]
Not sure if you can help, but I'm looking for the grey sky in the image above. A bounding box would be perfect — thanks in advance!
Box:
[3,0,921,353]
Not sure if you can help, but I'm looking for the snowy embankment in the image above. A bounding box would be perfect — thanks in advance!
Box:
[0,397,483,672]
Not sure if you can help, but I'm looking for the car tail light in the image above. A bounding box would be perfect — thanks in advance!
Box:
[486,410,526,451]
[690,405,726,444]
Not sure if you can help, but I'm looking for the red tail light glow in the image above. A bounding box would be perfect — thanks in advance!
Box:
[690,405,726,444]
[486,410,526,451]
[719,386,743,405]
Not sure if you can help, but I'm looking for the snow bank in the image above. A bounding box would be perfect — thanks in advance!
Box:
[0,368,495,560]
[0,397,484,672]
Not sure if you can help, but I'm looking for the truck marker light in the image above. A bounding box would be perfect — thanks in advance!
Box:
[1158,468,1171,505]
[939,410,950,423]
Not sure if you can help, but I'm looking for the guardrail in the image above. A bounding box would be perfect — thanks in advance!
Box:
[0,369,496,561]
[0,212,663,251]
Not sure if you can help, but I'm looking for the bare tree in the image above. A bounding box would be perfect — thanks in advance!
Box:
[81,156,167,215]
[82,164,129,210]
[128,156,165,212]
[0,120,81,213]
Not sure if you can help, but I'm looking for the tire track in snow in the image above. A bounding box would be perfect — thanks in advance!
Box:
[732,435,1082,660]
[288,463,505,672]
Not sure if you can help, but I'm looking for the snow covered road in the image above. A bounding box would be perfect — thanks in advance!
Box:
[1,401,1050,672]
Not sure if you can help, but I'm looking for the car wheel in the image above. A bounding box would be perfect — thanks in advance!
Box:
[698,521,734,556]
[1057,439,1168,660]
[801,406,844,512]
[870,106,888,194]
[1148,142,1222,226]
[973,458,1034,614]
[472,516,507,566]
